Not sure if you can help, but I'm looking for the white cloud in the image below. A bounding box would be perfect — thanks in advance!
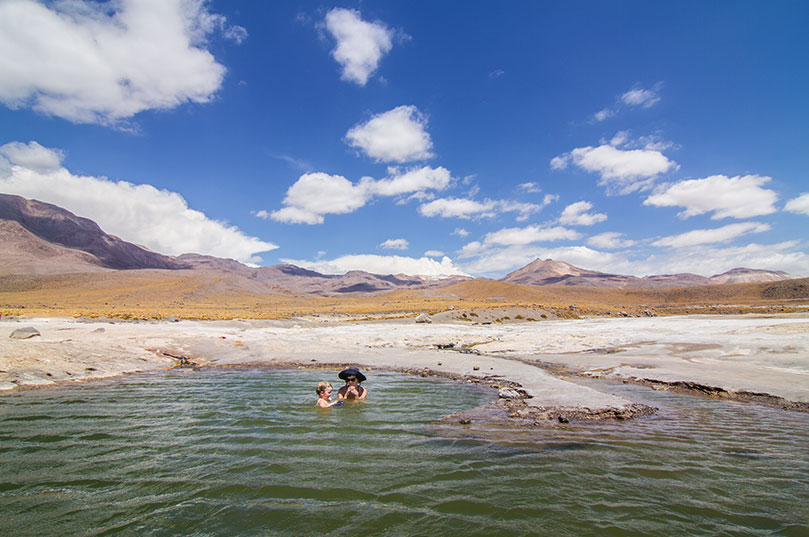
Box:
[0,0,238,126]
[0,141,64,173]
[593,108,615,122]
[549,155,569,170]
[0,141,277,263]
[346,105,434,163]
[424,250,445,257]
[324,8,393,86]
[587,232,636,249]
[558,201,607,226]
[270,166,451,224]
[223,25,248,45]
[419,198,497,219]
[632,241,808,278]
[621,87,661,108]
[644,175,779,219]
[452,227,469,237]
[652,222,771,248]
[785,193,809,216]
[552,144,678,194]
[282,254,469,278]
[476,225,581,248]
[368,166,450,196]
[419,196,550,221]
[270,172,370,224]
[518,182,542,193]
[380,238,409,250]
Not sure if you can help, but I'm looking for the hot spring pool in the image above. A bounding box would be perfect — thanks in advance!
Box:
[1,369,807,536]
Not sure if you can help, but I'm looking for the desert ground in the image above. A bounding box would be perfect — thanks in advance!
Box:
[3,307,807,424]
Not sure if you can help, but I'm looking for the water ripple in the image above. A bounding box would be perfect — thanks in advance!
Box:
[1,369,808,536]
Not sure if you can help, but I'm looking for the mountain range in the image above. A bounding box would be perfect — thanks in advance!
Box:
[0,193,795,295]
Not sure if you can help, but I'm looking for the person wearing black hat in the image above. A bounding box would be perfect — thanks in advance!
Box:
[337,367,368,400]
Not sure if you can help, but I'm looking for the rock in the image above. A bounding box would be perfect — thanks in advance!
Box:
[415,313,432,324]
[498,387,528,399]
[9,327,40,339]
[92,327,106,333]
[472,365,480,371]
[642,309,658,317]
[458,418,472,424]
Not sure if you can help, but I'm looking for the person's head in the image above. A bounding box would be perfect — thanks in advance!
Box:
[316,381,333,397]
[338,367,366,385]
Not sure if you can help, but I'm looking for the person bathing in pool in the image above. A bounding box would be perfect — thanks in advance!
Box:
[315,381,341,408]
[337,367,368,401]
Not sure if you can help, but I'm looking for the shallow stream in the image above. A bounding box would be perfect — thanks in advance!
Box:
[1,369,807,536]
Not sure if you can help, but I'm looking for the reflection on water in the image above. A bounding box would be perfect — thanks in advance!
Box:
[1,369,807,536]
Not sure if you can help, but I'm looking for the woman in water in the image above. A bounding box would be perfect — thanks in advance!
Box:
[337,367,368,401]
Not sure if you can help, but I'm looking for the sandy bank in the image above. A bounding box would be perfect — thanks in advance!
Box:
[2,313,807,423]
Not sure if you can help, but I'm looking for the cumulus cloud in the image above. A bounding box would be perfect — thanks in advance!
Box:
[452,227,469,237]
[785,193,809,216]
[476,225,581,248]
[346,105,434,163]
[269,166,452,224]
[424,250,445,257]
[0,141,64,173]
[0,141,277,263]
[586,232,636,249]
[324,8,393,86]
[652,222,771,248]
[644,175,779,219]
[419,196,552,221]
[281,254,468,278]
[559,201,607,226]
[621,86,661,108]
[551,144,678,194]
[368,165,450,196]
[634,241,808,278]
[0,0,239,126]
[380,238,409,250]
[269,172,370,225]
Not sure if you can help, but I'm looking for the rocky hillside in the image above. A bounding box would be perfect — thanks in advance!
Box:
[501,258,793,288]
[0,193,188,272]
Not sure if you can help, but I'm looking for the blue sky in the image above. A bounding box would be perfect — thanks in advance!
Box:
[1,0,808,278]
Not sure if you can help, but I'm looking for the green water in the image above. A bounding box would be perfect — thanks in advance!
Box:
[1,369,807,537]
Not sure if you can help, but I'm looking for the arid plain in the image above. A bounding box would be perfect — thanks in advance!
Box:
[3,270,808,425]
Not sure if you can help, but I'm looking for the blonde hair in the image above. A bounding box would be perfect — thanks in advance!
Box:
[316,381,332,395]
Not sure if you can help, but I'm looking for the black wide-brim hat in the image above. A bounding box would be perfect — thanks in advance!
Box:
[338,367,366,383]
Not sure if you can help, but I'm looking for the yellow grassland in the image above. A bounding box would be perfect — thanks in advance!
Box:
[1,270,807,320]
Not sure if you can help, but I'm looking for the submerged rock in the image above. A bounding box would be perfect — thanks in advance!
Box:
[9,327,40,339]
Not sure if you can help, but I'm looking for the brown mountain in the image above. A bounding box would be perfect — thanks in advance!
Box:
[0,193,188,272]
[0,195,796,294]
[501,258,793,288]
[709,267,792,284]
[178,255,469,295]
